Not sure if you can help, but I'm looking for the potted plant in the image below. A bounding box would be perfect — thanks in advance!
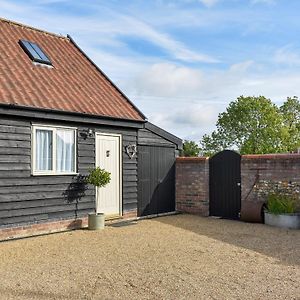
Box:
[86,167,111,230]
[264,193,300,229]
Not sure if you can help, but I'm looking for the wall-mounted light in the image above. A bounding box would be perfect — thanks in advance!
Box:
[80,128,94,139]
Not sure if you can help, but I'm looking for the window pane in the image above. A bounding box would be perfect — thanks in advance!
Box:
[56,130,75,172]
[21,40,41,61]
[30,42,51,64]
[35,129,53,171]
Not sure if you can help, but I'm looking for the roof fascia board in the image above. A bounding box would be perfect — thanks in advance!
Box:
[0,104,144,129]
[145,122,183,149]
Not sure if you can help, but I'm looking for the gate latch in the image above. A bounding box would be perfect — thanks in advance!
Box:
[237,182,241,186]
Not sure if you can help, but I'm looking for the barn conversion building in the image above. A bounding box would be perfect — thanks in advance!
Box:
[0,18,182,240]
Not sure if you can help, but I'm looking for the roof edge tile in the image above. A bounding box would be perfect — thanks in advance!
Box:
[0,17,67,40]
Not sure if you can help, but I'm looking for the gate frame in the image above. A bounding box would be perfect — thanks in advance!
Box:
[209,150,241,219]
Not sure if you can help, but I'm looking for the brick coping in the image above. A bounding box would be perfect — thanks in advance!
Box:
[242,154,300,159]
[176,157,209,163]
[177,154,300,161]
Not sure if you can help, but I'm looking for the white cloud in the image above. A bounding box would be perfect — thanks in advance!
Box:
[0,0,218,64]
[273,45,300,66]
[130,63,204,97]
[1,0,299,142]
[125,60,300,140]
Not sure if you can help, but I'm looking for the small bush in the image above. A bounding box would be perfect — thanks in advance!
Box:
[86,167,111,188]
[267,193,296,214]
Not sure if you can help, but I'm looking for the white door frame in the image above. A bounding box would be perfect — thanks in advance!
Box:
[95,132,123,217]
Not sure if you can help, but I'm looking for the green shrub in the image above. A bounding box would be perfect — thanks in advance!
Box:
[267,193,296,214]
[86,167,111,188]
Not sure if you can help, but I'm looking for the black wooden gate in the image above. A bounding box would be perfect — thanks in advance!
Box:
[209,150,241,219]
[137,145,175,216]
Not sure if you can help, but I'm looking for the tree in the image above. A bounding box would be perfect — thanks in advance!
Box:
[279,96,300,152]
[200,96,288,156]
[182,140,200,157]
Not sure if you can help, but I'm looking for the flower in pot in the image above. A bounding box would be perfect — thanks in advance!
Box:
[265,193,300,229]
[86,167,111,230]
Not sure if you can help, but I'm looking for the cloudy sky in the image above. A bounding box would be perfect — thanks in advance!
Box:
[1,0,300,141]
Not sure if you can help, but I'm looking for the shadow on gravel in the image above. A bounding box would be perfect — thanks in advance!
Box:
[0,287,71,300]
[155,214,300,266]
[108,221,138,228]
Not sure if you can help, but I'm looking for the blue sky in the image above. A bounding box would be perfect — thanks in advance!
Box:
[1,0,300,141]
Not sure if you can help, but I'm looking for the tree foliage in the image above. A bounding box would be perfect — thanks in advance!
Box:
[280,96,300,152]
[182,140,200,157]
[86,167,111,188]
[200,96,300,156]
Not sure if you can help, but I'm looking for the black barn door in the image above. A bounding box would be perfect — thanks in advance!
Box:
[138,145,175,217]
[209,150,241,219]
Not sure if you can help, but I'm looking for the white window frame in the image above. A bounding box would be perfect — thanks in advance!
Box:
[32,124,77,176]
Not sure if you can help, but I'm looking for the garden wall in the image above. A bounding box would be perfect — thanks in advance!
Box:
[176,157,209,216]
[176,153,300,216]
[241,154,300,210]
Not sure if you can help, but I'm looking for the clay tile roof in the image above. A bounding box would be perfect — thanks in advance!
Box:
[0,18,145,121]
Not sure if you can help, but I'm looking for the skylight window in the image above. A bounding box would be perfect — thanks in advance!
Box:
[19,39,52,65]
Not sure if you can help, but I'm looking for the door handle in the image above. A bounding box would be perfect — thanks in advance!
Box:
[237,182,241,186]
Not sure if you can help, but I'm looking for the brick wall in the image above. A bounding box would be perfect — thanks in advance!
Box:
[176,157,209,216]
[176,153,300,216]
[0,209,137,241]
[241,154,300,208]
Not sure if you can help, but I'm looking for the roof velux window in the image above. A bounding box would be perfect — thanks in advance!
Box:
[19,39,52,65]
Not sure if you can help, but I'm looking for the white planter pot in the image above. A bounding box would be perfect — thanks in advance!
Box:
[88,213,105,230]
[264,212,300,229]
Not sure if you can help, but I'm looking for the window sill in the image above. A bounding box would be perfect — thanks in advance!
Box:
[31,172,79,176]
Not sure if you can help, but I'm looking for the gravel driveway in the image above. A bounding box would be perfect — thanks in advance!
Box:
[0,214,299,300]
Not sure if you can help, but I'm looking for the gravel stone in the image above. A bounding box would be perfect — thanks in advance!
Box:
[0,214,299,300]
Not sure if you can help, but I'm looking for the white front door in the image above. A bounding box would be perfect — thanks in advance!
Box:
[95,133,121,217]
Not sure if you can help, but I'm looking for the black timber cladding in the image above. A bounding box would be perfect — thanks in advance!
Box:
[0,113,139,227]
[137,122,182,216]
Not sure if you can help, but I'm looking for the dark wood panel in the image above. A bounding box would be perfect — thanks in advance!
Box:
[0,156,30,163]
[0,170,31,178]
[0,189,94,202]
[0,184,93,194]
[0,140,30,148]
[0,214,49,225]
[138,129,174,147]
[0,133,31,141]
[0,163,30,171]
[0,115,138,228]
[0,197,94,210]
[0,176,76,187]
[137,145,176,216]
[0,125,31,134]
[0,119,29,127]
[123,169,137,176]
[0,148,31,155]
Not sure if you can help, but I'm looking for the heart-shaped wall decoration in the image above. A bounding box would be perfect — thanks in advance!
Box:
[125,144,137,159]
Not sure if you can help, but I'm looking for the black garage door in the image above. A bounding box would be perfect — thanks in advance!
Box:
[137,145,176,217]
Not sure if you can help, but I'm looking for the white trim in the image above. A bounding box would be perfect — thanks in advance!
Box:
[95,132,123,217]
[31,125,77,176]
